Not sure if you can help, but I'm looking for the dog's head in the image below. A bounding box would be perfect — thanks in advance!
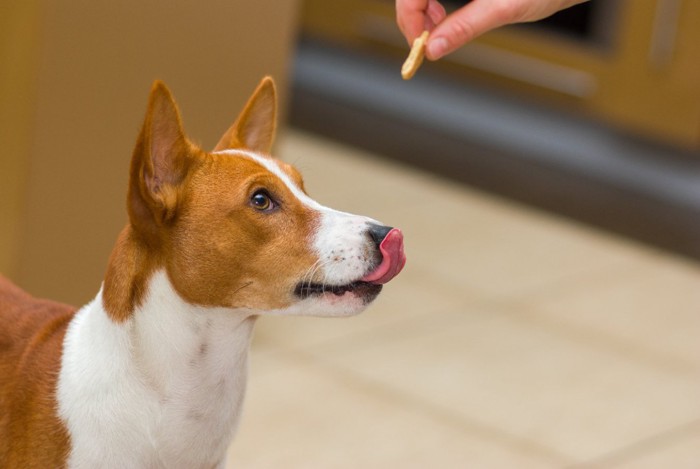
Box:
[103,78,405,321]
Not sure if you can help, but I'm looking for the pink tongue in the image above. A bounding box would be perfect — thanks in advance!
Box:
[361,228,406,285]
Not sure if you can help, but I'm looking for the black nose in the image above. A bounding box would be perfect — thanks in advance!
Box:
[367,223,393,248]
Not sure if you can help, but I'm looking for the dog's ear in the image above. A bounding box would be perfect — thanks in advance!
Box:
[213,77,277,154]
[128,81,193,238]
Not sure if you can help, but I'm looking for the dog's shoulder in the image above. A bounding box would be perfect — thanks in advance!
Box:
[0,274,30,303]
[0,275,75,350]
[0,275,76,390]
[0,276,74,467]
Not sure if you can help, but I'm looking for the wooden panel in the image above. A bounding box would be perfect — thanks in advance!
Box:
[593,0,700,147]
[0,0,40,277]
[4,0,300,305]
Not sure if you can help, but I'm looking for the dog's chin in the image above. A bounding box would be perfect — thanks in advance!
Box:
[287,281,383,317]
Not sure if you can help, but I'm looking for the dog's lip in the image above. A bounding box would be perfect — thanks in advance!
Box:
[294,281,382,300]
[361,228,406,285]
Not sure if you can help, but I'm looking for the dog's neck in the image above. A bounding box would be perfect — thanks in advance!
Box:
[59,270,256,467]
[128,270,256,401]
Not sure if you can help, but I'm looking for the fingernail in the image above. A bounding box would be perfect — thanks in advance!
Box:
[427,37,447,60]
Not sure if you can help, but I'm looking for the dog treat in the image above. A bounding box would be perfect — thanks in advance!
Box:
[401,31,429,80]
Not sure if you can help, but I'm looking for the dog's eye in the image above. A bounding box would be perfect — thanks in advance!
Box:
[250,190,275,211]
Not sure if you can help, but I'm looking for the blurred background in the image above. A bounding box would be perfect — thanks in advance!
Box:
[2,0,699,467]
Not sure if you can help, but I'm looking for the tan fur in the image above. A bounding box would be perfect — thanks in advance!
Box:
[0,77,317,466]
[163,152,318,309]
[0,276,72,468]
[103,77,315,322]
[214,77,278,153]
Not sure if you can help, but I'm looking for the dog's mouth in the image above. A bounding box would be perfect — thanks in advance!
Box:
[294,228,405,304]
[294,281,382,303]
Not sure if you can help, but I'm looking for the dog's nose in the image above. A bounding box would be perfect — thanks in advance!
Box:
[367,223,394,248]
[361,224,406,284]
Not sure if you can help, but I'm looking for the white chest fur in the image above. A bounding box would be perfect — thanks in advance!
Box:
[57,271,256,469]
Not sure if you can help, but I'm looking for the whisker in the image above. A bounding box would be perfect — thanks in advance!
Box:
[300,258,326,290]
[232,281,253,296]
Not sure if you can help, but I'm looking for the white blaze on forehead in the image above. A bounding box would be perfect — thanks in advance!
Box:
[213,149,322,210]
[212,148,377,222]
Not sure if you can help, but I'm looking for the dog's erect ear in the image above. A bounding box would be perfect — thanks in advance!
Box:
[213,77,277,154]
[128,81,193,238]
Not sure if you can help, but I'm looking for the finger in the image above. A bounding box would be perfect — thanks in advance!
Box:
[396,0,431,44]
[423,0,446,31]
[426,0,446,26]
[426,0,589,59]
[426,0,516,60]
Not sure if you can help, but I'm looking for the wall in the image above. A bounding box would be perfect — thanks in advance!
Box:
[1,0,300,305]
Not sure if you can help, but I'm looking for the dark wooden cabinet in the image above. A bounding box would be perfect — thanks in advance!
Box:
[302,0,700,149]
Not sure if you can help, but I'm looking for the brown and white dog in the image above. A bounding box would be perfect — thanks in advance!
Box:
[0,78,405,468]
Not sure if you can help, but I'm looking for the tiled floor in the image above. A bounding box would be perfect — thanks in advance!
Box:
[227,130,700,468]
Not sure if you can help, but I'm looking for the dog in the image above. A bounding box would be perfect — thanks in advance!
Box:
[0,77,405,468]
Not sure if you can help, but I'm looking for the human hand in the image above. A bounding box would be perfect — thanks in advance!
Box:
[396,0,588,60]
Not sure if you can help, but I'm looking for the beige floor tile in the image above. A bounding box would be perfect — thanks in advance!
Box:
[521,256,700,374]
[395,199,656,301]
[306,308,700,463]
[227,353,558,469]
[603,422,700,468]
[266,129,700,467]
